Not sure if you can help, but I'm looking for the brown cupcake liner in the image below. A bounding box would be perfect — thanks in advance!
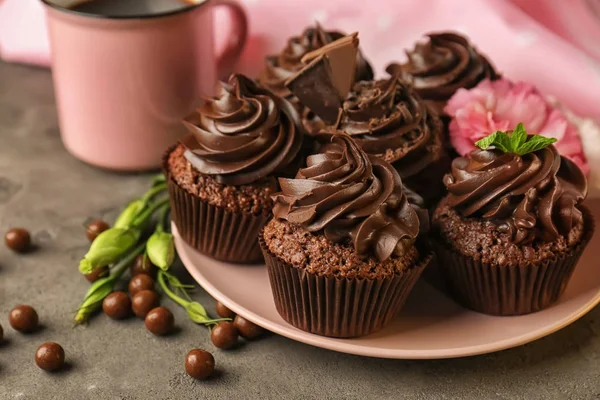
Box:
[430,207,595,316]
[163,146,270,264]
[259,231,433,338]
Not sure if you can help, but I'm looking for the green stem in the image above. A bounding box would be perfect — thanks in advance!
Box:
[141,183,167,203]
[132,198,169,228]
[155,203,171,233]
[110,241,146,281]
[158,270,189,309]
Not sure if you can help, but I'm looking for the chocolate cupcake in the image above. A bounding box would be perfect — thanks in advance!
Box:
[257,23,373,105]
[431,129,594,315]
[300,74,449,204]
[260,134,432,338]
[337,76,449,204]
[386,32,499,117]
[165,74,304,263]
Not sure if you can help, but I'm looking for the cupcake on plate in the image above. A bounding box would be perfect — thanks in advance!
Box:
[285,34,449,204]
[331,75,449,204]
[431,125,594,315]
[165,74,304,263]
[260,134,432,338]
[386,32,499,118]
[257,23,373,107]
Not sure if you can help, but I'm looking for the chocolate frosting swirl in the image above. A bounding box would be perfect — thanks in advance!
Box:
[444,145,587,244]
[272,134,427,261]
[386,32,498,116]
[317,75,443,179]
[258,24,374,99]
[182,74,304,186]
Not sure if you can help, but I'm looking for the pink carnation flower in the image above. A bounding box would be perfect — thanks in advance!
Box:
[444,78,589,176]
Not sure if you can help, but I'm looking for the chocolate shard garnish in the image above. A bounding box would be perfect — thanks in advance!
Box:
[285,32,359,124]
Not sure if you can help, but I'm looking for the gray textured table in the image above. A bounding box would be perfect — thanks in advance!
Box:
[1,61,599,400]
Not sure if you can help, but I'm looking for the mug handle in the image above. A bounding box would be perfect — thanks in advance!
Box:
[212,0,248,79]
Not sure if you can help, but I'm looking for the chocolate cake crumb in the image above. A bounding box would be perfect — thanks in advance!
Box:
[263,218,422,279]
[432,203,585,266]
[167,144,276,215]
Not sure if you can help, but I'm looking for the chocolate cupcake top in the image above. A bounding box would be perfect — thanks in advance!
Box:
[386,32,498,116]
[314,75,443,179]
[181,74,304,186]
[443,133,587,244]
[258,23,374,99]
[272,134,427,261]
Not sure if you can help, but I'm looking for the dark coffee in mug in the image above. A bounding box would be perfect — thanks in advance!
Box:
[70,0,190,17]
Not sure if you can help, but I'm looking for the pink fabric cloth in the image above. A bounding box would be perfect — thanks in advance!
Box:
[2,0,600,122]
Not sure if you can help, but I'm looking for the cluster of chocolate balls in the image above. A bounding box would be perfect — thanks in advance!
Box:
[4,221,265,380]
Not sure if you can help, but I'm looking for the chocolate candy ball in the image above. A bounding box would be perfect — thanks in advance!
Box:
[145,307,174,336]
[130,255,157,279]
[185,349,215,380]
[211,321,239,350]
[234,315,264,339]
[129,274,154,296]
[85,220,110,242]
[215,301,235,319]
[84,266,109,283]
[132,290,160,318]
[9,305,39,333]
[102,292,131,320]
[5,228,31,253]
[35,342,65,372]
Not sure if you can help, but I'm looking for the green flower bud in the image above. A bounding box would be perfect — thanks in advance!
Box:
[78,227,140,274]
[146,231,175,271]
[114,200,147,229]
[74,276,114,324]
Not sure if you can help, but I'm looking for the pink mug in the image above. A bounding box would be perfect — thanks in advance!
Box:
[42,0,248,171]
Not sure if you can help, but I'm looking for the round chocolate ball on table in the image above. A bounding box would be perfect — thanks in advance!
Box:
[129,274,155,296]
[9,305,39,333]
[5,228,31,253]
[85,220,110,242]
[130,254,158,279]
[35,342,65,372]
[145,307,174,336]
[234,315,264,339]
[215,301,235,319]
[102,292,131,320]
[185,349,215,380]
[132,290,160,318]
[211,321,239,350]
[84,266,109,283]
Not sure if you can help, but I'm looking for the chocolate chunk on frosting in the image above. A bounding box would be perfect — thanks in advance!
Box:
[272,134,427,261]
[286,33,359,124]
[257,23,373,99]
[386,32,498,116]
[443,145,587,244]
[181,74,304,186]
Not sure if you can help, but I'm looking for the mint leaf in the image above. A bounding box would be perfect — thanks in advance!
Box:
[510,122,528,150]
[475,131,500,150]
[474,123,557,156]
[475,131,512,153]
[515,136,557,156]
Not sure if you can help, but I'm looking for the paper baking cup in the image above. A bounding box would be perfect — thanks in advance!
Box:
[163,147,270,264]
[259,232,432,338]
[431,208,595,316]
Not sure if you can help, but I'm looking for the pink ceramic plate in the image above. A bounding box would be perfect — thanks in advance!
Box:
[173,199,600,359]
